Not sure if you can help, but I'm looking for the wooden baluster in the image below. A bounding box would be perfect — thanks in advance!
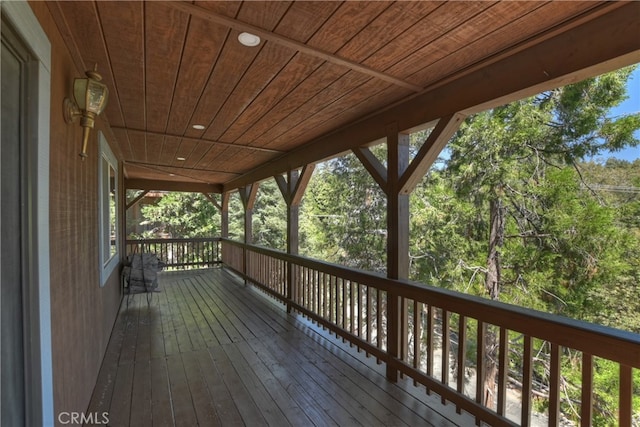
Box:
[620,364,633,427]
[426,305,433,394]
[351,280,356,342]
[336,278,342,329]
[320,272,325,320]
[356,283,361,342]
[304,267,308,311]
[581,353,593,426]
[301,267,306,309]
[476,320,486,426]
[521,336,532,427]
[350,280,355,338]
[549,343,561,426]
[295,265,300,306]
[456,315,467,413]
[354,282,360,341]
[278,258,281,291]
[286,261,292,313]
[270,256,273,289]
[442,309,450,404]
[307,268,312,311]
[497,327,508,417]
[401,297,408,372]
[281,259,286,295]
[366,286,371,351]
[254,252,258,282]
[376,289,382,355]
[329,275,334,324]
[318,272,322,319]
[308,267,312,311]
[413,300,421,386]
[355,283,359,339]
[313,270,317,315]
[298,266,303,307]
[273,258,277,292]
[308,268,313,312]
[314,269,319,314]
[342,279,348,338]
[302,267,306,308]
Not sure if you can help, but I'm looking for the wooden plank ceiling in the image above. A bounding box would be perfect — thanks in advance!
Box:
[49,1,639,192]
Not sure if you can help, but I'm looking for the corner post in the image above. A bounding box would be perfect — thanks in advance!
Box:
[276,166,314,313]
[239,184,258,278]
[220,192,230,263]
[386,123,410,382]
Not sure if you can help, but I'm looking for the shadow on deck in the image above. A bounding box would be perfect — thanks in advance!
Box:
[87,268,474,426]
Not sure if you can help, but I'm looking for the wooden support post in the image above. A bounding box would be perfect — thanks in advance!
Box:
[353,117,461,382]
[219,192,230,265]
[620,364,633,427]
[385,123,410,382]
[581,353,593,426]
[239,184,258,278]
[275,165,315,312]
[221,192,230,239]
[239,184,258,245]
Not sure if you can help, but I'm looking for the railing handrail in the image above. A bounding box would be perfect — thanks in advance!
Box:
[126,237,221,244]
[221,238,640,368]
[126,237,221,270]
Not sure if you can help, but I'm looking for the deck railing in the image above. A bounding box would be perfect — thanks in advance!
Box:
[125,237,221,270]
[221,238,639,427]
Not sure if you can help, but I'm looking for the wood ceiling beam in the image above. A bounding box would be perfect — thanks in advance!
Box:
[125,160,241,176]
[223,2,640,192]
[110,126,283,154]
[125,178,222,193]
[165,1,422,93]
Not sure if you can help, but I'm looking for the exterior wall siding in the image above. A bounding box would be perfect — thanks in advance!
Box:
[28,2,122,422]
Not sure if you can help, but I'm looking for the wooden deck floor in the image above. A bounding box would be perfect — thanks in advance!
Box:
[87,268,473,426]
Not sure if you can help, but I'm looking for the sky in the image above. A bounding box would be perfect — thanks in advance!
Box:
[591,66,640,162]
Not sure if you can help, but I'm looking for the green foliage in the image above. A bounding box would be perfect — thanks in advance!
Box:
[253,179,287,251]
[225,179,288,250]
[301,151,387,273]
[136,192,220,238]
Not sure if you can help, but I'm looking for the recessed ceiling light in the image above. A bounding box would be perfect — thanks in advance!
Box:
[238,32,261,47]
[176,157,186,161]
[169,173,175,176]
[192,124,205,130]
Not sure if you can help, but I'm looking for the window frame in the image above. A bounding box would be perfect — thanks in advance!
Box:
[98,131,119,286]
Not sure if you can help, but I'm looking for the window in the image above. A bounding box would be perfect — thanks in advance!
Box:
[99,132,119,285]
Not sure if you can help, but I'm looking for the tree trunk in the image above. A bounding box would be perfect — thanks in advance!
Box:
[486,197,504,300]
[484,197,505,409]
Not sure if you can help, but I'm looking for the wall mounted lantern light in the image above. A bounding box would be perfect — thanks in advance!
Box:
[63,64,109,159]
